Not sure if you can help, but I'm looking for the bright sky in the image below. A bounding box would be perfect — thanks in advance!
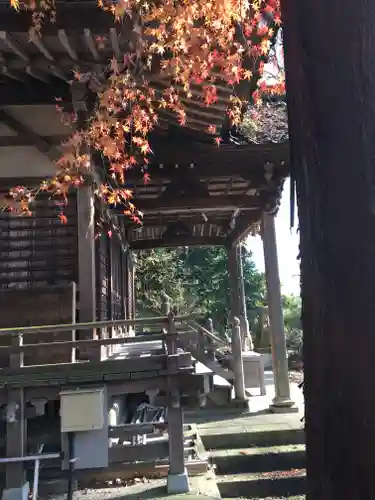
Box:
[246,178,301,296]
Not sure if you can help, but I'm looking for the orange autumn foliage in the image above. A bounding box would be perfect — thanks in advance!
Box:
[7,0,283,223]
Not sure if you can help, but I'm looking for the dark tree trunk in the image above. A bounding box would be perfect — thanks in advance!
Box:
[281,1,375,499]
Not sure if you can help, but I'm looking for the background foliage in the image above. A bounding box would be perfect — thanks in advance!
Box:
[135,245,302,346]
[136,245,264,335]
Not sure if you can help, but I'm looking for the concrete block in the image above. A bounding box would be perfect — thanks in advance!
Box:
[2,482,29,500]
[167,469,190,494]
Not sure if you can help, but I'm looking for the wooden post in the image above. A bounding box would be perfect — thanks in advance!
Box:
[71,282,77,363]
[161,292,171,316]
[128,251,136,320]
[77,185,98,361]
[72,82,98,360]
[165,311,189,493]
[205,318,216,363]
[261,212,295,411]
[236,244,253,351]
[231,317,247,402]
[228,244,251,344]
[197,326,206,353]
[108,235,114,346]
[166,311,177,355]
[228,245,240,325]
[4,334,28,500]
[167,399,189,493]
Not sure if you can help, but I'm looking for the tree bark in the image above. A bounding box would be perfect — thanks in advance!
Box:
[281,1,375,498]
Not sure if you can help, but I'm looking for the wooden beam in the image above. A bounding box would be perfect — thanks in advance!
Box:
[25,66,50,83]
[124,215,230,228]
[0,4,120,33]
[0,31,28,61]
[123,145,290,181]
[83,29,100,61]
[130,236,225,250]
[1,67,25,83]
[29,34,54,61]
[0,81,71,106]
[227,210,262,247]
[109,27,121,60]
[0,110,61,161]
[58,29,78,61]
[0,134,69,148]
[128,195,263,215]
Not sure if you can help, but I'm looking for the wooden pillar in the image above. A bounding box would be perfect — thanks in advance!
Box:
[237,244,253,351]
[127,251,136,320]
[161,291,171,315]
[261,212,295,410]
[166,312,189,494]
[228,245,252,349]
[205,318,216,363]
[108,235,114,337]
[3,335,28,500]
[228,245,240,324]
[120,251,126,321]
[231,317,247,402]
[77,186,98,360]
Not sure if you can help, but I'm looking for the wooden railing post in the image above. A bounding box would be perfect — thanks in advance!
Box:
[4,333,28,498]
[161,292,171,316]
[166,311,177,355]
[164,310,189,493]
[232,317,246,402]
[205,317,216,363]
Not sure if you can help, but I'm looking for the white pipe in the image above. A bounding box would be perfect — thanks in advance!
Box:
[32,445,44,500]
[0,452,60,463]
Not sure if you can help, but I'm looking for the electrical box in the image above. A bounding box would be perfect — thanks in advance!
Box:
[60,386,109,470]
[60,387,105,433]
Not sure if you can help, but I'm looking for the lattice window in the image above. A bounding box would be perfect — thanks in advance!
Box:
[0,194,78,289]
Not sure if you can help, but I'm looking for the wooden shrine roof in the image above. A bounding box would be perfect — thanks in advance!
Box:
[0,0,247,137]
[121,134,289,249]
[0,0,290,249]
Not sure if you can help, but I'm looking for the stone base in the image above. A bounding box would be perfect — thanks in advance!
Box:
[231,398,250,411]
[269,403,299,414]
[167,469,190,494]
[2,482,29,500]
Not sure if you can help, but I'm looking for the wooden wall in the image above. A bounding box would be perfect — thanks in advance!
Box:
[95,223,132,339]
[0,185,133,365]
[0,192,78,289]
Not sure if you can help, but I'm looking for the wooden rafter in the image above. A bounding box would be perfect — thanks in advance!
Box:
[227,210,263,247]
[0,134,69,148]
[0,110,61,162]
[0,4,119,33]
[124,194,263,215]
[130,235,225,250]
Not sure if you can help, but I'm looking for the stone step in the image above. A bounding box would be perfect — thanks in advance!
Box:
[216,470,306,498]
[211,445,305,475]
[206,375,233,407]
[222,496,305,499]
[201,427,305,451]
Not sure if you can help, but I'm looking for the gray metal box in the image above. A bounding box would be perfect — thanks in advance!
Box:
[61,386,109,470]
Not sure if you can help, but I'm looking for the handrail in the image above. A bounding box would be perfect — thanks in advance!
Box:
[187,320,230,348]
[0,314,199,337]
[0,333,166,352]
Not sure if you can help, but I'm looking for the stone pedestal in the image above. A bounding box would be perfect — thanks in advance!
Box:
[242,352,266,396]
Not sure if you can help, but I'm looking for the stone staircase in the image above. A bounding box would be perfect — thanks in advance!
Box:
[194,413,306,499]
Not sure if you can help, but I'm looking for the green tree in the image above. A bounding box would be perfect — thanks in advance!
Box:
[135,245,265,335]
[135,249,186,314]
[282,295,303,353]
